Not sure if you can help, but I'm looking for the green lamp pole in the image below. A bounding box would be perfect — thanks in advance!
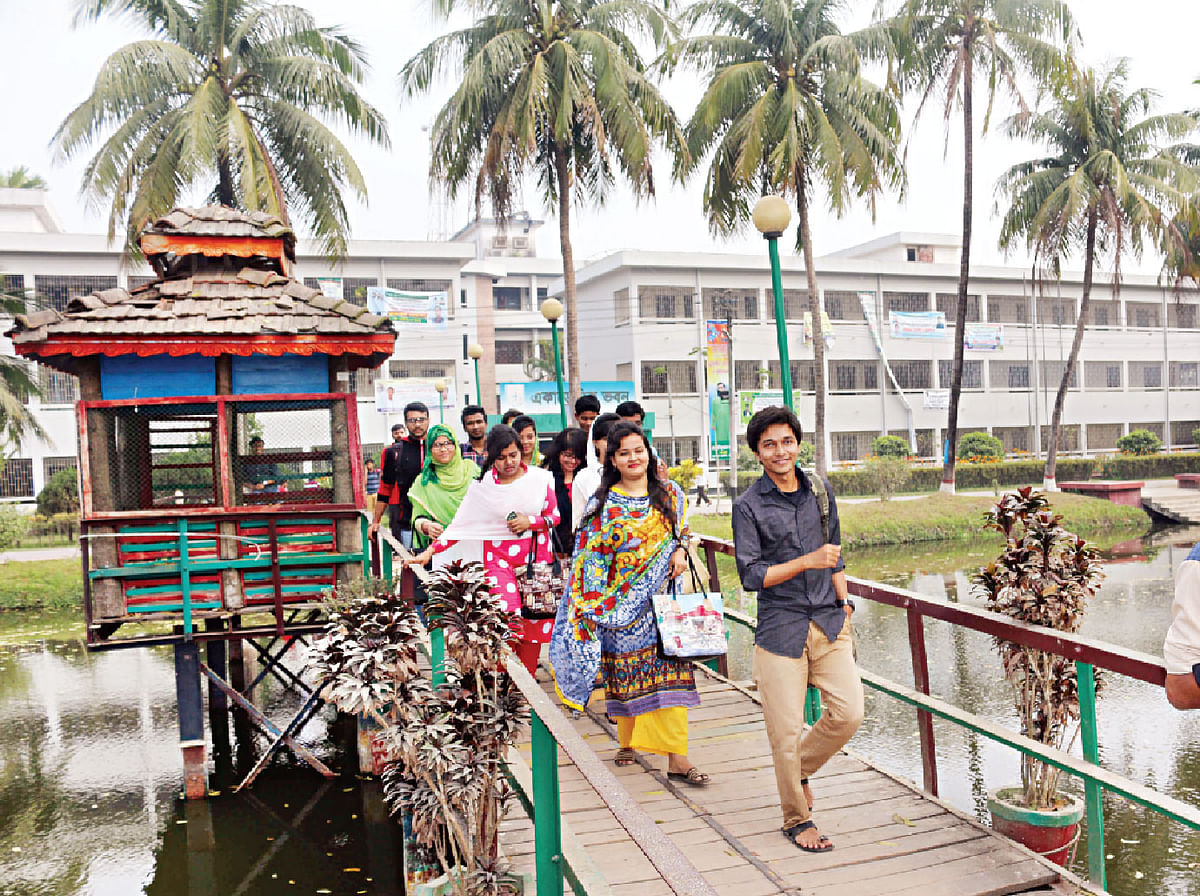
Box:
[540,298,568,429]
[753,195,795,410]
[434,378,447,424]
[467,341,484,407]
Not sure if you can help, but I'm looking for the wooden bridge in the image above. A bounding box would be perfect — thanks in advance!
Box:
[496,666,1083,896]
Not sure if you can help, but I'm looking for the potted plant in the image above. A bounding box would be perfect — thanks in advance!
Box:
[306,562,529,895]
[971,487,1105,866]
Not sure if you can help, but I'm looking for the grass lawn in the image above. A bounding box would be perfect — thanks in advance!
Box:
[0,558,82,611]
[689,491,1148,549]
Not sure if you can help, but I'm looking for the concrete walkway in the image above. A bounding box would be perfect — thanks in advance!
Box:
[0,545,79,563]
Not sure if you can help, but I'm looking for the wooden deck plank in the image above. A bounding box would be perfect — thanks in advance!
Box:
[518,665,1073,896]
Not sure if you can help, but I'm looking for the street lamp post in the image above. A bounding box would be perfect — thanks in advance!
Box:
[753,195,795,411]
[467,342,484,407]
[433,378,447,424]
[540,298,568,429]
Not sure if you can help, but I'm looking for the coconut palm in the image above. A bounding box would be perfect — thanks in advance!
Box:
[53,0,389,259]
[0,167,48,189]
[886,0,1076,492]
[0,285,45,455]
[400,0,684,401]
[671,0,903,476]
[997,60,1198,488]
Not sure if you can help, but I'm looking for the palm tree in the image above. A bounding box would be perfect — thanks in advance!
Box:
[400,0,684,402]
[997,60,1198,488]
[671,0,903,476]
[54,0,389,259]
[0,167,48,189]
[887,0,1076,492]
[0,285,46,456]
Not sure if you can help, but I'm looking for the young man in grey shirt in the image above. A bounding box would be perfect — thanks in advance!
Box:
[732,406,862,852]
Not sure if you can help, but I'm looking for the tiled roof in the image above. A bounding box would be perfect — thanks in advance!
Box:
[9,268,391,344]
[145,205,295,244]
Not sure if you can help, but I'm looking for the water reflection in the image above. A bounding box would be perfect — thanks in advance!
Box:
[845,525,1200,896]
[0,615,399,896]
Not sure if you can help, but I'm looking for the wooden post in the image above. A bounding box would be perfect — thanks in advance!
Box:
[329,358,362,584]
[175,640,208,799]
[78,359,125,619]
[907,608,939,796]
[215,362,244,611]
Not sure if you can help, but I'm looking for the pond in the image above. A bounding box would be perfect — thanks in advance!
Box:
[1,527,1199,895]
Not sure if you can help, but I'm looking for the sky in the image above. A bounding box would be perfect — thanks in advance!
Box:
[1,0,1198,272]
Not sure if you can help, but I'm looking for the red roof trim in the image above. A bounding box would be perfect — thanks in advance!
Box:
[14,334,396,359]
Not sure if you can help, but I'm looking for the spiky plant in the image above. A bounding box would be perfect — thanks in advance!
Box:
[972,487,1105,809]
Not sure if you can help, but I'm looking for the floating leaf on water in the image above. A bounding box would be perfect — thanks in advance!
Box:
[1134,872,1145,880]
[175,820,187,825]
[1120,838,1140,844]
[317,890,332,894]
[891,813,915,827]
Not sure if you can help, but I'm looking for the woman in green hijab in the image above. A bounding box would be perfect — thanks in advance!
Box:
[409,424,481,550]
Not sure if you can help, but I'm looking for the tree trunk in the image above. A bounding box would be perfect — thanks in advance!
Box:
[798,175,828,476]
[941,45,974,494]
[1044,213,1097,490]
[216,156,236,207]
[553,144,581,402]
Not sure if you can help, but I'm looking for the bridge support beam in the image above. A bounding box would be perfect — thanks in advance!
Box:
[175,641,208,799]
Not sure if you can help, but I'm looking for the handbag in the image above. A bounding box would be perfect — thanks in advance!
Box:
[515,520,566,620]
[653,534,728,661]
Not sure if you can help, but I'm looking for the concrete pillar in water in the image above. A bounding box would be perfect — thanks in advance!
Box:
[174,641,208,799]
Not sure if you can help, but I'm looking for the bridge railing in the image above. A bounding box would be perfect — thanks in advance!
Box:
[368,523,720,896]
[694,533,1200,892]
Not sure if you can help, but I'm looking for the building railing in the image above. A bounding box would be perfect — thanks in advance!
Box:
[369,523,719,896]
[694,533,1200,892]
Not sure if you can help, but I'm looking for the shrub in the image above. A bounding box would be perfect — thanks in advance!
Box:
[862,455,910,500]
[872,435,911,458]
[1192,427,1200,448]
[798,440,815,466]
[1097,451,1200,480]
[957,432,1004,461]
[37,467,79,516]
[0,505,29,552]
[1117,428,1163,455]
[668,458,701,492]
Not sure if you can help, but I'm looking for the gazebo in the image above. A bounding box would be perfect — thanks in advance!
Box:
[8,205,396,796]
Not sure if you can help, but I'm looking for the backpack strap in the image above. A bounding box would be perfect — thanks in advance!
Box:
[805,470,831,545]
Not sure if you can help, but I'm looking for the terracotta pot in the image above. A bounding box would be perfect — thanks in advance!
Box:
[987,787,1085,867]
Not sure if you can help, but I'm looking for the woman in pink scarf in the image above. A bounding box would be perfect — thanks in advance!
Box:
[407,425,560,673]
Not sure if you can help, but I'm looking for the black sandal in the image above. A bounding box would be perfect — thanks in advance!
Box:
[782,819,833,852]
[667,766,710,786]
[614,747,636,767]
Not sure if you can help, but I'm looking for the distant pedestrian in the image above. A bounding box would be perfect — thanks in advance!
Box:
[694,460,713,507]
[511,415,540,466]
[365,458,380,514]
[460,404,488,465]
[732,406,862,853]
[368,406,429,550]
[501,408,523,426]
[1165,542,1200,709]
[574,394,601,433]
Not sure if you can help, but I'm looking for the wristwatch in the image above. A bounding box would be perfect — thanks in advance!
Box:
[835,598,855,611]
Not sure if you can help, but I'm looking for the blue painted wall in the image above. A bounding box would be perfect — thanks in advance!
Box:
[100,355,216,399]
[232,354,328,395]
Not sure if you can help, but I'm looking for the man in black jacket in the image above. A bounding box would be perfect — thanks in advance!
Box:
[368,403,430,549]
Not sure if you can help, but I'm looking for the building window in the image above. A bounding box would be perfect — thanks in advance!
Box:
[1172,420,1200,446]
[834,433,861,462]
[769,289,807,321]
[825,290,866,321]
[906,247,917,262]
[834,364,856,392]
[934,293,981,322]
[43,456,76,483]
[1040,361,1079,390]
[938,360,982,389]
[1037,297,1076,326]
[1128,303,1160,328]
[34,274,118,313]
[993,426,1029,453]
[1171,361,1200,388]
[1137,363,1163,388]
[884,292,928,314]
[614,288,631,326]
[702,288,758,321]
[734,360,763,391]
[641,361,698,394]
[494,341,530,365]
[891,360,931,390]
[0,458,33,498]
[389,360,454,380]
[38,364,79,404]
[987,295,1030,324]
[832,360,879,393]
[637,285,694,320]
[1174,304,1197,329]
[493,286,527,311]
[767,359,816,392]
[1005,363,1030,389]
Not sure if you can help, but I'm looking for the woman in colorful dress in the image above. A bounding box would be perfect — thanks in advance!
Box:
[406,425,559,673]
[549,421,710,785]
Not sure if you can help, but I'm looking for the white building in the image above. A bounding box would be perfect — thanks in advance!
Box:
[565,233,1200,466]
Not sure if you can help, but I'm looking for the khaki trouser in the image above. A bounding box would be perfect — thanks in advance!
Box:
[754,621,864,829]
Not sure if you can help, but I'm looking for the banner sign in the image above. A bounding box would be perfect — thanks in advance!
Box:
[315,277,343,300]
[803,310,834,348]
[498,380,634,414]
[923,389,951,410]
[375,379,457,416]
[737,390,805,425]
[889,310,947,339]
[366,287,449,329]
[705,320,732,461]
[964,322,1004,351]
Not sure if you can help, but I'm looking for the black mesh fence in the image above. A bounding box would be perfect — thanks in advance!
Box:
[231,399,336,506]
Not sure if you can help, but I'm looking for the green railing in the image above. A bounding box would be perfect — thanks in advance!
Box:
[697,534,1200,892]
[372,525,719,896]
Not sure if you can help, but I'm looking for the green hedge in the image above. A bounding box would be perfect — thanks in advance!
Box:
[1097,452,1200,480]
[721,457,1099,496]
